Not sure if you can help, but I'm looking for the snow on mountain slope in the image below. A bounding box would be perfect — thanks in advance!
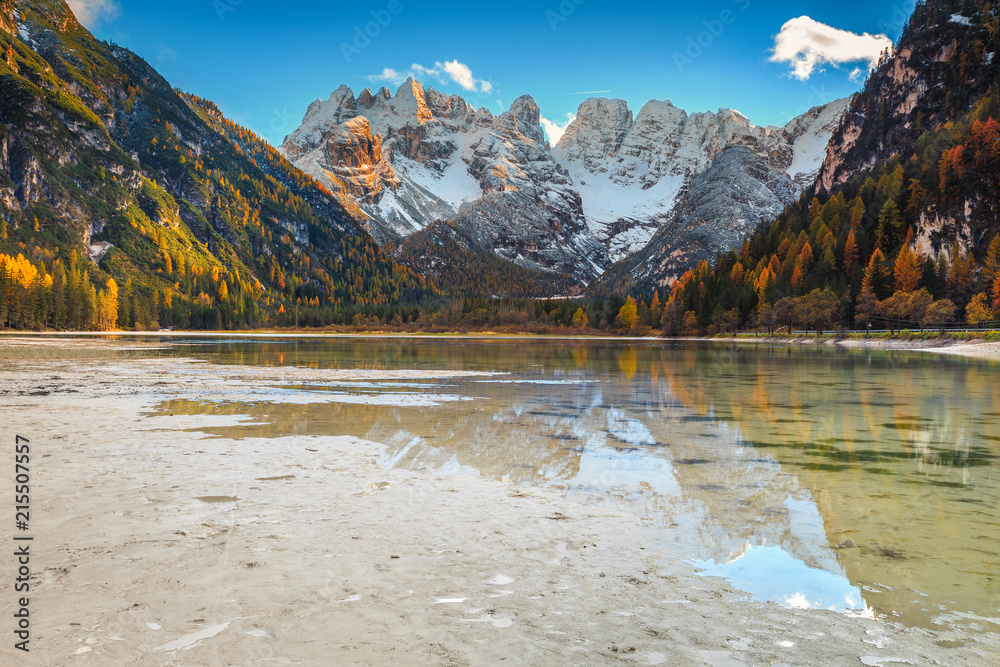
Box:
[784,97,853,187]
[280,80,849,285]
[281,79,606,282]
[600,147,802,295]
[281,79,488,240]
[553,96,852,262]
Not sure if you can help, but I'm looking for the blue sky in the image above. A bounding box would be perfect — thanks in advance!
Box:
[75,0,916,146]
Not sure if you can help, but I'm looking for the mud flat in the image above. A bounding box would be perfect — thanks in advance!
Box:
[0,338,996,666]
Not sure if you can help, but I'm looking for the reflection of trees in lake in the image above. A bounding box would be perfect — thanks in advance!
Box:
[156,341,1000,630]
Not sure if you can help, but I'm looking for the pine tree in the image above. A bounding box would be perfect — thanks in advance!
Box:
[894,247,923,293]
[983,234,1000,288]
[876,199,903,248]
[52,262,66,330]
[843,229,860,275]
[98,278,119,331]
[849,197,865,229]
[82,283,98,331]
[863,248,892,299]
[991,274,1000,314]
[948,252,975,306]
[649,290,661,324]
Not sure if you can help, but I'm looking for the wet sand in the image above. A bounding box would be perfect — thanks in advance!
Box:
[698,335,1000,361]
[1,338,997,665]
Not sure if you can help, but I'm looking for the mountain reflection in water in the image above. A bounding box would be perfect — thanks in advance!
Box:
[151,338,1000,635]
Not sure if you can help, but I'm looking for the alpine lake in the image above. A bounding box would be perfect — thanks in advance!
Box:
[146,337,1000,642]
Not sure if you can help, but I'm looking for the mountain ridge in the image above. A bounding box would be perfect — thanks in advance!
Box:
[281,79,850,289]
[0,0,433,331]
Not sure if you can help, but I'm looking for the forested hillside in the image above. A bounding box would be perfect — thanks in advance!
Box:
[653,0,1000,334]
[0,0,433,331]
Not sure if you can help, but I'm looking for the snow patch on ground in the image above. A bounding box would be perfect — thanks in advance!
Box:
[396,153,481,211]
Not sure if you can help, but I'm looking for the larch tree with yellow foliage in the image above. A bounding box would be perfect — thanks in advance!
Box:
[966,293,993,327]
[617,296,638,331]
[97,278,119,331]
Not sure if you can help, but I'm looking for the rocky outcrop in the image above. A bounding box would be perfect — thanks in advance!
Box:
[555,96,850,263]
[282,80,606,282]
[816,6,996,194]
[601,147,800,293]
[0,0,16,34]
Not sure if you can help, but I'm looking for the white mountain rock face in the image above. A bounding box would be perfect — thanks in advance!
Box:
[280,79,850,285]
[553,96,852,263]
[281,78,604,281]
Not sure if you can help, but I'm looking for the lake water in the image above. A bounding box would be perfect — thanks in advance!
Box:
[148,337,1000,640]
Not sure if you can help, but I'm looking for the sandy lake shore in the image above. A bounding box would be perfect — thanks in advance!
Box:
[689,335,1000,361]
[0,337,997,666]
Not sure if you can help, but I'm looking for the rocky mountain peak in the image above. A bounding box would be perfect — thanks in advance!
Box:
[391,77,434,124]
[497,95,546,145]
[357,87,375,109]
[281,78,850,285]
[553,94,850,263]
[510,95,541,124]
[557,98,633,170]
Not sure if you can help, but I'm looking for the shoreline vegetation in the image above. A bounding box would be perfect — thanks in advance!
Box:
[3,326,1000,359]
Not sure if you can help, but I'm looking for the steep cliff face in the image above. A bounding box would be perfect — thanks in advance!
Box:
[598,147,801,294]
[811,0,1000,266]
[555,97,851,263]
[284,81,849,286]
[282,80,606,282]
[817,1,998,194]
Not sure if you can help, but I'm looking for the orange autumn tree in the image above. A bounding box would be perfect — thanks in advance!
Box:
[843,229,859,275]
[862,248,891,299]
[894,246,922,293]
[991,274,1000,315]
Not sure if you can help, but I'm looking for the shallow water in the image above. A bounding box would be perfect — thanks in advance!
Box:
[148,338,1000,638]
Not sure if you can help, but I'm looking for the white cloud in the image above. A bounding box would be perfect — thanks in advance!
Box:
[770,16,893,81]
[66,0,121,28]
[540,113,576,147]
[370,68,405,85]
[368,60,493,94]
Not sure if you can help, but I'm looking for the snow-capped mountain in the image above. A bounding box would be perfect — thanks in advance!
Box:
[281,78,605,282]
[554,97,852,263]
[280,79,849,287]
